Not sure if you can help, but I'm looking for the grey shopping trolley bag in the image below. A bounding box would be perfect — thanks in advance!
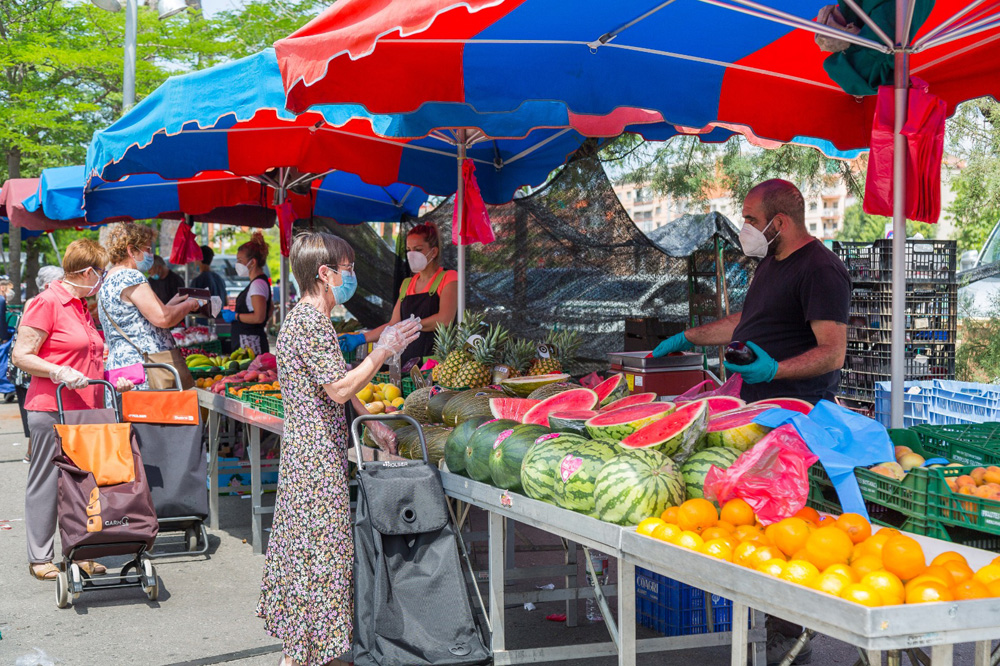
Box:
[351,414,491,666]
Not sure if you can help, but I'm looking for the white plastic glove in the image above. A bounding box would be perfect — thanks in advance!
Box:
[374,316,422,357]
[50,365,90,389]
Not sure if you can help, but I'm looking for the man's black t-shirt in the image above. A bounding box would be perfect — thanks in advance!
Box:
[150,270,185,305]
[731,239,851,404]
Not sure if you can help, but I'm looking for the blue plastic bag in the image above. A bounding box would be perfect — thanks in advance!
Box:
[754,400,895,520]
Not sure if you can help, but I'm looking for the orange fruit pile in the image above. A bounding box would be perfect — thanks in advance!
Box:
[639,500,998,606]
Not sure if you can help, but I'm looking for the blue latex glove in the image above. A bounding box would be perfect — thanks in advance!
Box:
[339,332,366,353]
[220,309,236,323]
[651,331,693,358]
[723,340,777,384]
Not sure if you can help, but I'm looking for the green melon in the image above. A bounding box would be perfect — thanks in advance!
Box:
[584,402,676,439]
[702,406,772,451]
[680,446,741,500]
[445,415,491,475]
[500,373,572,398]
[489,424,551,491]
[442,387,504,427]
[464,419,519,482]
[593,449,686,526]
[547,410,597,437]
[395,425,418,459]
[551,438,619,514]
[402,387,433,424]
[426,389,458,424]
[421,426,452,465]
[520,433,590,502]
[620,400,709,458]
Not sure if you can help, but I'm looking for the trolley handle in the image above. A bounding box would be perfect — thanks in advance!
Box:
[55,379,120,424]
[141,363,183,391]
[351,413,427,470]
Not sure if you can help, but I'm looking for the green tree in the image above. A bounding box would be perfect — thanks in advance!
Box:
[836,202,936,243]
[944,99,1000,255]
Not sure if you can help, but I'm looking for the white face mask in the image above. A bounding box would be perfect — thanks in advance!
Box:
[739,217,780,258]
[63,268,103,297]
[406,250,431,273]
[235,262,250,278]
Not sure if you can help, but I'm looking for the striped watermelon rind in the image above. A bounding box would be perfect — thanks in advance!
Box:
[551,438,619,513]
[680,446,741,499]
[585,402,676,440]
[444,415,491,475]
[489,424,550,490]
[594,373,628,406]
[702,406,772,451]
[593,449,686,526]
[520,433,590,502]
[547,410,598,437]
[599,392,658,413]
[619,400,709,457]
[464,419,519,482]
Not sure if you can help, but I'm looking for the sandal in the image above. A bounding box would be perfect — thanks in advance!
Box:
[76,560,107,576]
[28,562,59,581]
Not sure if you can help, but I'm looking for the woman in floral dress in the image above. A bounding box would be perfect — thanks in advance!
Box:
[257,231,420,666]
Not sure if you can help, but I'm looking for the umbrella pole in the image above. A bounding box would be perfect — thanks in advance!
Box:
[889,2,910,429]
[278,184,289,323]
[456,129,467,323]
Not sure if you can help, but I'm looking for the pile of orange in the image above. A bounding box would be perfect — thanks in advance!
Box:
[637,500,1000,606]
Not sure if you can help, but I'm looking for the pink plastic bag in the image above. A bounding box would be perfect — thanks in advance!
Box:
[674,372,742,403]
[170,222,202,265]
[453,159,495,246]
[703,424,819,525]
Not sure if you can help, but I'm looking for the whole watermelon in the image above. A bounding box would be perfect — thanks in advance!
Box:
[680,446,741,500]
[593,449,686,526]
[445,415,491,475]
[520,433,590,503]
[464,419,518,482]
[551,438,618,514]
[489,424,550,491]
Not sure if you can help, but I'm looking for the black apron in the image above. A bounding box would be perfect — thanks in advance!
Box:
[231,275,271,355]
[398,269,451,368]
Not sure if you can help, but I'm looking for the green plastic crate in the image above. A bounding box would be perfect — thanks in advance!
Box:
[808,463,932,519]
[926,465,1000,537]
[245,391,284,418]
[909,423,1000,467]
[373,372,416,398]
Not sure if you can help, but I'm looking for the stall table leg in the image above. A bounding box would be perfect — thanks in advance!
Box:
[249,425,263,555]
[974,641,990,666]
[565,540,578,628]
[731,602,749,666]
[617,557,636,666]
[489,510,506,654]
[207,409,220,529]
[930,645,952,666]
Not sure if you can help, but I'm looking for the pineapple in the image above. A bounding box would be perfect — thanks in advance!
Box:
[436,313,484,387]
[503,338,537,378]
[530,329,583,376]
[459,322,509,388]
[430,322,458,384]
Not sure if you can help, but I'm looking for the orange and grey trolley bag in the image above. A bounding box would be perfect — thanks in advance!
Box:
[121,363,208,557]
[51,380,160,609]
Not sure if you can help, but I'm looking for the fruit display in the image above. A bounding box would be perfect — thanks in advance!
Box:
[546,410,598,437]
[529,328,582,376]
[172,325,217,347]
[185,346,256,375]
[593,449,686,525]
[943,466,1000,500]
[445,415,491,475]
[441,387,504,427]
[355,381,405,414]
[681,447,742,499]
[499,373,571,398]
[522,387,599,426]
[550,438,620,514]
[620,401,709,459]
[593,373,628,406]
[489,423,551,492]
[700,406,773,451]
[600,392,657,412]
[465,419,519,482]
[637,501,1000,605]
[586,402,677,440]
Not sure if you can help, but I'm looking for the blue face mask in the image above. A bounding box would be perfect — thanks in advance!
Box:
[135,251,154,273]
[332,270,357,305]
[148,272,160,281]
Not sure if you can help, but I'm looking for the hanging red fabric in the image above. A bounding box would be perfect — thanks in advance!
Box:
[863,77,945,224]
[452,159,495,246]
[170,222,202,265]
[276,199,296,257]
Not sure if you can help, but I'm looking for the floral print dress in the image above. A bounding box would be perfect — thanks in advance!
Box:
[257,303,353,664]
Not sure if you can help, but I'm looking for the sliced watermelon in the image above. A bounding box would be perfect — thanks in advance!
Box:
[547,410,598,437]
[594,373,628,406]
[703,406,772,451]
[584,402,676,439]
[682,395,746,415]
[499,373,571,398]
[599,392,658,413]
[749,398,813,415]
[620,400,709,457]
[522,388,599,426]
[489,397,540,422]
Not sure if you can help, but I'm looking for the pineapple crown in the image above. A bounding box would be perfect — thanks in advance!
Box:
[432,322,459,359]
[504,338,537,374]
[470,322,509,366]
[541,329,582,364]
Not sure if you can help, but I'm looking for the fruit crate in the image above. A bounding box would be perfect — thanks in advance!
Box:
[908,423,1000,466]
[244,391,284,419]
[225,381,278,403]
[831,239,957,284]
[635,568,735,636]
[373,372,416,398]
[200,339,222,355]
[807,462,933,519]
[925,465,1000,537]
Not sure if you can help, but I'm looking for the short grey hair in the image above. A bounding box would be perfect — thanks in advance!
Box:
[36,266,64,291]
[290,231,355,298]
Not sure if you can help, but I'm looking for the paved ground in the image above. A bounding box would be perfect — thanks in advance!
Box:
[0,400,991,665]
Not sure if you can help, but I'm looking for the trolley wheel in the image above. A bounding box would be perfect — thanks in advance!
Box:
[185,527,198,551]
[56,571,71,609]
[142,558,158,601]
[69,562,83,600]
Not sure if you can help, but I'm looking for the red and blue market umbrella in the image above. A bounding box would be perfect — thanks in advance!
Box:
[26,165,426,228]
[275,0,1000,153]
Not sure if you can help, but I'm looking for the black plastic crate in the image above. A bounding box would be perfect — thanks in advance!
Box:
[833,239,957,284]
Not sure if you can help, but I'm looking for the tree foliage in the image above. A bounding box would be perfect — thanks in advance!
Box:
[836,202,936,243]
[945,99,1000,254]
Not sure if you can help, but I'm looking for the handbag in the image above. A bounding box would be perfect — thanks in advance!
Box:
[100,303,195,390]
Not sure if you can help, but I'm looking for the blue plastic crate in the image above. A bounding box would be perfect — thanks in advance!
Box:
[211,456,279,494]
[635,568,732,636]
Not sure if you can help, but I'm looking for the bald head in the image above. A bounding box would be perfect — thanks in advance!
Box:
[747,179,805,228]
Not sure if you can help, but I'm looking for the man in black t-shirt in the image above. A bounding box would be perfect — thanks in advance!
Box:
[148,255,185,305]
[653,179,851,405]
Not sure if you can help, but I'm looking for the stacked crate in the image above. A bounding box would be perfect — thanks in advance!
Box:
[833,239,958,414]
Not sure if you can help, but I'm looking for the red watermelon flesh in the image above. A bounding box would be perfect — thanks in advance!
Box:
[593,373,625,402]
[521,388,599,426]
[584,402,676,439]
[490,398,540,422]
[599,392,657,412]
[694,396,746,415]
[619,400,709,456]
[749,398,813,415]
